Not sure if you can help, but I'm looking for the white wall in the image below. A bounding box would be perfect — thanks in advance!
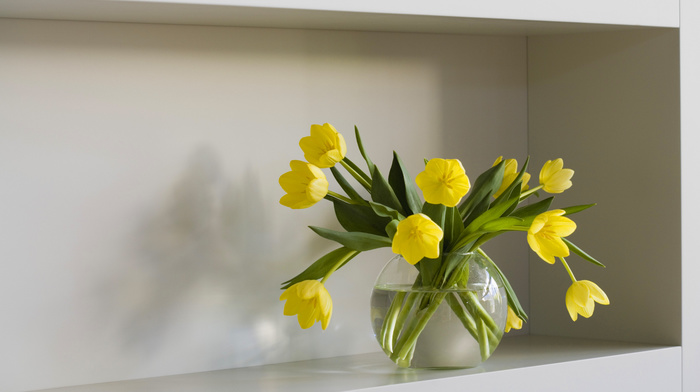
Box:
[680,0,700,390]
[0,19,527,391]
[527,29,680,344]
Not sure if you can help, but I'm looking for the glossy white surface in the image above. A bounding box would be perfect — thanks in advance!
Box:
[0,0,678,34]
[31,336,680,392]
[680,0,700,390]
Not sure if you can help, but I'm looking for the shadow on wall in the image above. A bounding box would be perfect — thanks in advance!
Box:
[96,146,323,371]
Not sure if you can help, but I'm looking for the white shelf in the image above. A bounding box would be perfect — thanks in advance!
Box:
[0,0,678,35]
[0,0,695,389]
[31,336,679,392]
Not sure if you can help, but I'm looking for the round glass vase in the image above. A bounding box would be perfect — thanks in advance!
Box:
[370,251,507,369]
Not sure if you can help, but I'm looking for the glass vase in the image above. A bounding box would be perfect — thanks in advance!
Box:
[370,251,507,369]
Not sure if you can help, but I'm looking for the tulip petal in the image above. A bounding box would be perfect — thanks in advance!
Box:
[306,178,329,202]
[297,281,319,299]
[279,161,328,209]
[540,159,564,183]
[392,214,443,264]
[416,158,470,207]
[505,306,523,333]
[280,194,312,209]
[402,239,427,265]
[583,280,610,305]
[529,219,546,235]
[280,280,334,330]
[300,124,346,168]
[537,236,570,259]
[570,282,591,307]
[578,298,595,318]
[526,233,541,253]
[283,296,302,316]
[548,218,577,237]
[279,171,308,193]
[565,289,579,321]
[297,306,317,329]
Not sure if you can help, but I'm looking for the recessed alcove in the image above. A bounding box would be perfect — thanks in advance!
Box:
[0,1,684,391]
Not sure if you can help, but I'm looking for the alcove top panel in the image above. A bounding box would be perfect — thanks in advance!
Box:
[0,0,678,34]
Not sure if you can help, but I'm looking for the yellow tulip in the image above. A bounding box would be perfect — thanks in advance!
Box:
[527,210,576,264]
[415,158,471,207]
[492,156,530,198]
[280,280,333,330]
[279,160,329,209]
[299,123,347,168]
[539,158,574,193]
[565,280,610,321]
[391,213,444,265]
[504,306,523,333]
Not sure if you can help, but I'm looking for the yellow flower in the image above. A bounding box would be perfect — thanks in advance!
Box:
[539,158,574,193]
[299,123,347,168]
[391,213,444,265]
[415,158,471,207]
[280,280,333,330]
[527,210,576,264]
[504,306,523,333]
[279,160,329,209]
[492,156,531,198]
[565,280,610,321]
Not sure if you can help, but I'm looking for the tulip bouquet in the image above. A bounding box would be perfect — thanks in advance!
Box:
[279,123,609,367]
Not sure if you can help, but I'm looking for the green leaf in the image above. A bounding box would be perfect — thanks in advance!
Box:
[421,202,446,228]
[458,161,505,219]
[502,180,524,217]
[369,201,405,221]
[281,247,359,289]
[439,251,472,287]
[463,193,491,228]
[418,256,442,287]
[463,184,520,236]
[330,166,365,203]
[478,249,528,321]
[309,226,391,251]
[388,151,422,215]
[563,203,597,216]
[510,196,554,226]
[332,199,390,236]
[443,206,464,249]
[355,126,376,175]
[385,219,399,238]
[479,217,524,232]
[563,238,606,267]
[370,167,405,215]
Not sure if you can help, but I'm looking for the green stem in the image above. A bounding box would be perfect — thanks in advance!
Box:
[342,157,372,182]
[391,292,447,364]
[478,318,490,361]
[321,250,359,284]
[460,291,500,334]
[520,185,543,200]
[379,291,406,354]
[446,293,479,338]
[325,190,360,205]
[339,159,372,191]
[560,257,577,283]
[392,291,420,346]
